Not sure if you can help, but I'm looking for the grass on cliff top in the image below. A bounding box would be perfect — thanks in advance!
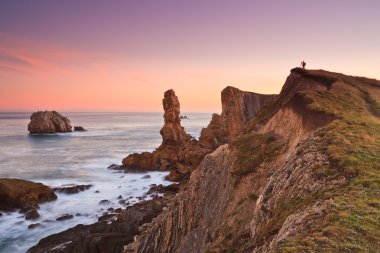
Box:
[276,78,380,252]
[230,132,285,177]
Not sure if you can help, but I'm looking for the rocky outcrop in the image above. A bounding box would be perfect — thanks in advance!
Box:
[122,68,380,252]
[220,86,276,136]
[198,113,228,149]
[122,89,210,181]
[155,89,191,168]
[0,178,57,211]
[28,111,72,133]
[27,196,173,253]
[52,184,93,194]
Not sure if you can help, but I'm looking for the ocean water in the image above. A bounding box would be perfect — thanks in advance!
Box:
[0,112,211,253]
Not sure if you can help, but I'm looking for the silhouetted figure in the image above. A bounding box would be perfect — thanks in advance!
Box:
[301,61,306,69]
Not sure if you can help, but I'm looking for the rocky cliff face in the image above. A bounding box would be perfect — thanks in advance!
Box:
[28,111,72,133]
[122,88,275,182]
[124,68,380,252]
[220,86,276,136]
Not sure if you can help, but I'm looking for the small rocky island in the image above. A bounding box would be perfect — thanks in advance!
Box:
[28,111,72,134]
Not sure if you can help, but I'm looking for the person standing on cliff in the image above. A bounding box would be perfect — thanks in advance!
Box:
[301,61,306,69]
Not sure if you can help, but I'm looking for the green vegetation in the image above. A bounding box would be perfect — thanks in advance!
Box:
[230,132,285,177]
[276,73,380,252]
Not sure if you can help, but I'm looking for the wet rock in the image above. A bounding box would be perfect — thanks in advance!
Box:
[73,126,87,131]
[27,196,171,253]
[28,223,41,229]
[19,206,38,214]
[28,111,72,133]
[25,209,40,220]
[118,200,126,205]
[107,207,114,212]
[95,190,100,193]
[0,212,2,217]
[56,214,74,221]
[0,178,57,211]
[141,174,151,179]
[99,199,110,205]
[117,195,123,200]
[146,183,180,196]
[107,164,125,170]
[53,184,92,194]
[98,213,115,222]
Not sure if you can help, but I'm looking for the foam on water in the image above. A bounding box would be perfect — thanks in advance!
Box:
[0,112,211,253]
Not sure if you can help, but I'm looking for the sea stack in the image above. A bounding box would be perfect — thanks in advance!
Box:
[28,111,72,133]
[155,89,191,167]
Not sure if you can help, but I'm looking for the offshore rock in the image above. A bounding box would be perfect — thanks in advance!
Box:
[28,111,72,133]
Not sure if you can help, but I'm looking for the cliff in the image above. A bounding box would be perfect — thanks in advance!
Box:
[124,68,380,252]
[220,86,276,136]
[122,88,273,181]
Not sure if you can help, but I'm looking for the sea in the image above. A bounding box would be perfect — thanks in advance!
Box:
[0,112,211,253]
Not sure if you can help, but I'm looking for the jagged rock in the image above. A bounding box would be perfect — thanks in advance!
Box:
[221,86,276,136]
[73,126,87,131]
[52,184,92,194]
[146,183,180,196]
[122,152,153,171]
[28,111,72,133]
[0,178,57,211]
[27,197,171,253]
[154,89,191,169]
[122,89,208,175]
[199,113,228,149]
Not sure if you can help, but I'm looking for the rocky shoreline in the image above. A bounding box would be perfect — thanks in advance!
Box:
[17,85,274,252]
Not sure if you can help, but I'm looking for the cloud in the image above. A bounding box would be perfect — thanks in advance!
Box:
[0,34,113,75]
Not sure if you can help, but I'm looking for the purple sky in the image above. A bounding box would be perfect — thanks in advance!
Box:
[1,0,379,111]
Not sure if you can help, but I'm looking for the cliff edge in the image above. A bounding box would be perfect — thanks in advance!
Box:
[124,68,380,252]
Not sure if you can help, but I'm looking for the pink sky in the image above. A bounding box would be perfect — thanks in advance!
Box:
[1,1,379,112]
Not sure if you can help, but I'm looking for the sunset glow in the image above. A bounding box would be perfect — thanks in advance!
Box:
[1,0,379,112]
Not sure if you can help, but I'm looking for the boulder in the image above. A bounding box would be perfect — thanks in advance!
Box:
[25,209,40,220]
[56,214,74,221]
[28,111,72,133]
[73,126,87,131]
[28,223,41,229]
[0,178,57,211]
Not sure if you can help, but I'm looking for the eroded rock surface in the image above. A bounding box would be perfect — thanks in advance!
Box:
[28,111,72,133]
[0,178,57,211]
[220,86,276,136]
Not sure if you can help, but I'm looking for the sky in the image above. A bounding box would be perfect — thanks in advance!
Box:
[0,0,379,112]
